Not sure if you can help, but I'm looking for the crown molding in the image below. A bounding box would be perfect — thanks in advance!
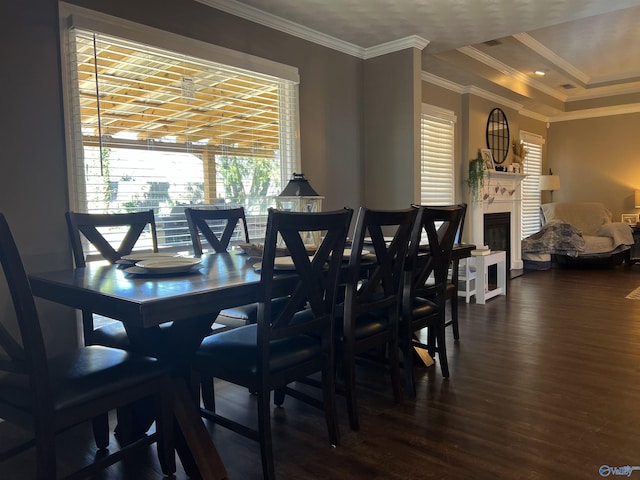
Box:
[363,35,429,59]
[195,0,365,58]
[549,103,640,122]
[512,33,590,85]
[458,46,568,102]
[195,0,427,59]
[420,72,464,93]
[463,86,524,111]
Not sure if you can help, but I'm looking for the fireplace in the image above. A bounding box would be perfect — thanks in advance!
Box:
[484,212,511,273]
[468,171,526,272]
[484,212,511,284]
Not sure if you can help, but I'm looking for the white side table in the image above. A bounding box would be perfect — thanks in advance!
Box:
[473,250,507,304]
[457,258,477,303]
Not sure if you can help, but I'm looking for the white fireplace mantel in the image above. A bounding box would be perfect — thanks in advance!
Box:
[468,171,527,271]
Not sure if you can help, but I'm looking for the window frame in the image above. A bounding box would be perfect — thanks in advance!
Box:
[420,104,456,206]
[59,4,301,249]
[520,131,544,239]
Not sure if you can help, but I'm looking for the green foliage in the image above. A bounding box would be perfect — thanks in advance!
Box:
[217,156,277,212]
[467,150,485,203]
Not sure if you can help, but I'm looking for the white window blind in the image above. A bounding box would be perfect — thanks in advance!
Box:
[520,132,544,238]
[64,26,300,251]
[420,105,456,205]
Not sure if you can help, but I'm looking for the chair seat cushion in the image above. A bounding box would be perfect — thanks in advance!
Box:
[194,321,322,379]
[90,321,132,349]
[410,297,438,319]
[336,307,391,341]
[218,296,290,324]
[90,321,175,352]
[0,346,169,413]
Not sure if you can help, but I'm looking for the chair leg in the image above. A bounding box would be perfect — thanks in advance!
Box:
[343,350,359,432]
[450,297,460,340]
[321,361,339,447]
[201,375,215,412]
[92,413,110,450]
[257,389,275,480]
[35,425,56,480]
[274,387,286,406]
[436,321,450,378]
[388,335,403,405]
[401,324,416,399]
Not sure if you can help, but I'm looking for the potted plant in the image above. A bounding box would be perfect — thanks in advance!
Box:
[467,149,485,203]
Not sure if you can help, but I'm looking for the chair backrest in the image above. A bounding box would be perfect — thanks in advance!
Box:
[344,207,417,328]
[257,207,353,369]
[66,210,158,267]
[453,203,467,245]
[404,205,464,308]
[184,207,250,256]
[0,214,53,421]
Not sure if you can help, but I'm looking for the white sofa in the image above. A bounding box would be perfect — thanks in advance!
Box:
[522,202,634,267]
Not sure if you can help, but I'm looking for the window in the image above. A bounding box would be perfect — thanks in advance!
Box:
[520,132,544,238]
[61,10,300,251]
[420,105,456,205]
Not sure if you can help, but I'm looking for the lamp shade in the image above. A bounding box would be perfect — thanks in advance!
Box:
[539,175,561,191]
[635,190,640,209]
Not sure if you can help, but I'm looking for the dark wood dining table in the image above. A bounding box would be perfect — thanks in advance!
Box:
[27,251,280,480]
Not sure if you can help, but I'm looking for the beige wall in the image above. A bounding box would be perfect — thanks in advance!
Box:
[548,113,640,220]
[363,48,422,209]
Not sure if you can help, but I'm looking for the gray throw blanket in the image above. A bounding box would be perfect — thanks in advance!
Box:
[522,219,585,257]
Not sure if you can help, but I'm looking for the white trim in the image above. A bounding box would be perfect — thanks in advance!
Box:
[195,0,428,60]
[548,103,640,122]
[513,33,589,86]
[515,33,640,88]
[520,131,545,145]
[422,104,457,123]
[195,0,364,58]
[363,36,429,60]
[458,46,568,102]
[421,72,464,93]
[60,2,300,83]
[463,86,524,111]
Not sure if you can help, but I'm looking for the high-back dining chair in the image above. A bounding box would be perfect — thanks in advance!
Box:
[65,210,159,349]
[191,207,353,480]
[184,206,250,256]
[444,203,467,339]
[401,205,463,396]
[0,213,175,479]
[339,207,417,431]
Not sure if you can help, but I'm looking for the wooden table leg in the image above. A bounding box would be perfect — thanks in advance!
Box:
[172,376,228,480]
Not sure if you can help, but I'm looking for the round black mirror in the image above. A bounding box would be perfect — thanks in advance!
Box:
[486,108,509,164]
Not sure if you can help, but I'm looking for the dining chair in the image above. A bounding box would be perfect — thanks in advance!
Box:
[400,205,463,396]
[338,206,417,431]
[0,213,175,479]
[65,210,159,349]
[444,203,467,339]
[185,206,271,409]
[184,206,259,325]
[191,207,353,480]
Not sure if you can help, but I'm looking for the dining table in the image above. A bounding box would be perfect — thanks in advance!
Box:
[27,251,290,480]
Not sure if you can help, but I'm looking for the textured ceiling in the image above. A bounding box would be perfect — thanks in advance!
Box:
[201,0,640,119]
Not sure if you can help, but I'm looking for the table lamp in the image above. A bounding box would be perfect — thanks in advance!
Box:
[275,173,324,246]
[539,169,561,201]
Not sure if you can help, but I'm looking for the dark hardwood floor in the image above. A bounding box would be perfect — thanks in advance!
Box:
[4,266,640,479]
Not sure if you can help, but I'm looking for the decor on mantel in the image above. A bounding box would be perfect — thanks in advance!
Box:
[467,149,485,204]
[512,140,528,164]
